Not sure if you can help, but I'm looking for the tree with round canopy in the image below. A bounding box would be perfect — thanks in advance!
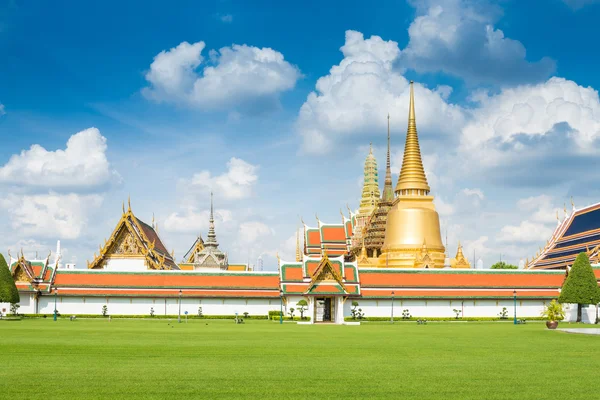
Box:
[558,252,600,322]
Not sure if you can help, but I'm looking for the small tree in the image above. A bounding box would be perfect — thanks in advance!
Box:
[453,308,462,319]
[198,306,203,317]
[351,301,364,320]
[402,309,411,319]
[102,305,108,317]
[243,312,249,319]
[10,303,20,316]
[297,299,308,320]
[559,253,600,322]
[288,307,295,319]
[498,307,508,319]
[0,253,20,304]
[150,307,155,317]
[490,261,518,269]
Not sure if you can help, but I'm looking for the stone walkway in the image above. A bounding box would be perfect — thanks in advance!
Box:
[558,328,600,335]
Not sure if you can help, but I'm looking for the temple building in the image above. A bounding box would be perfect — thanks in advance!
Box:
[528,201,600,269]
[377,81,445,268]
[7,80,600,324]
[179,193,230,271]
[362,115,395,261]
[351,145,380,252]
[87,199,178,271]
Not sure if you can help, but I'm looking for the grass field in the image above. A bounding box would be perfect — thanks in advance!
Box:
[1,319,599,399]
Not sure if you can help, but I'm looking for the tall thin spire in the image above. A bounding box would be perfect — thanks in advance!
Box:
[382,113,394,202]
[205,192,219,248]
[395,81,430,195]
[295,227,302,262]
[358,142,380,217]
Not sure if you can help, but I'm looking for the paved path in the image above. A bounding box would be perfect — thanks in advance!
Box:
[559,328,600,335]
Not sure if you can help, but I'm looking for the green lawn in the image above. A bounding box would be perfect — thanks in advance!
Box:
[1,319,598,399]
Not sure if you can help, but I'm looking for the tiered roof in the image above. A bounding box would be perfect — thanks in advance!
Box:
[279,254,360,296]
[303,214,355,258]
[88,200,178,270]
[9,251,57,293]
[529,202,600,269]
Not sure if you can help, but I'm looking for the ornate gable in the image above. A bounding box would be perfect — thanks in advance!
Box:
[306,254,347,294]
[88,200,178,270]
[183,236,205,263]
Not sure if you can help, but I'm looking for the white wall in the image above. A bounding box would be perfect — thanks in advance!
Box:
[105,258,147,271]
[345,298,549,319]
[18,294,597,323]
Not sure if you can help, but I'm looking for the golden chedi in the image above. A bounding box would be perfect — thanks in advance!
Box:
[378,81,445,268]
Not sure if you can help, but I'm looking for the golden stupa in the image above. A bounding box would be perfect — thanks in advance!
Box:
[378,81,445,268]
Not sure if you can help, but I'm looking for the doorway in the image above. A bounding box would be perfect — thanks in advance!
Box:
[315,297,335,322]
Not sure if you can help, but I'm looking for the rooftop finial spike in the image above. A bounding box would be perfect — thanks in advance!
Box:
[127,195,131,212]
[295,226,302,262]
[395,80,430,195]
[382,113,394,202]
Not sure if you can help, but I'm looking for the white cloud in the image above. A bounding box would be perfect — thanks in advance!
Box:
[143,40,301,111]
[462,77,600,164]
[434,197,455,217]
[497,220,554,244]
[183,157,258,200]
[0,103,5,116]
[297,30,465,154]
[238,221,274,244]
[0,193,103,240]
[458,77,600,188]
[400,0,555,85]
[497,195,559,244]
[0,127,119,192]
[163,207,233,234]
[462,188,484,201]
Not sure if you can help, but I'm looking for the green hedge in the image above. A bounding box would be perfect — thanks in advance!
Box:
[22,314,269,320]
[344,316,546,322]
[267,310,310,321]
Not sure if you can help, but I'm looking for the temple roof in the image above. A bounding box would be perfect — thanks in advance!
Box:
[529,202,600,269]
[87,200,178,270]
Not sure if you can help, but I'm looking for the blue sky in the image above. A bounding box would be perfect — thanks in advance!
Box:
[1,0,600,269]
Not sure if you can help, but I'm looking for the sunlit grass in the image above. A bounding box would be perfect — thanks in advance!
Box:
[1,319,597,399]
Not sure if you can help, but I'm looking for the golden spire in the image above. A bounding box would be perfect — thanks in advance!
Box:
[358,141,380,217]
[295,227,302,262]
[395,81,430,195]
[382,113,394,202]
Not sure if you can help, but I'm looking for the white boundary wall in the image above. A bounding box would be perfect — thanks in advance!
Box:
[13,294,591,321]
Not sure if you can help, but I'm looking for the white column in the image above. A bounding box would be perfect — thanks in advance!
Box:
[308,297,315,324]
[336,297,344,324]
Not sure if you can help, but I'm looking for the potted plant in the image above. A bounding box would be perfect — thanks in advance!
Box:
[541,299,565,329]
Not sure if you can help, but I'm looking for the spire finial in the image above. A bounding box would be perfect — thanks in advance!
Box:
[205,192,219,248]
[127,195,131,212]
[395,80,430,195]
[295,226,302,262]
[369,142,372,153]
[382,113,394,202]
[571,196,575,210]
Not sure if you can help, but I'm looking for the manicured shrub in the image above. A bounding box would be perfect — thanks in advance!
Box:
[558,253,600,322]
[297,300,308,320]
[0,253,20,304]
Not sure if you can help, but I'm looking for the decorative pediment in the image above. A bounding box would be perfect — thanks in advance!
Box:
[13,263,32,283]
[88,201,177,270]
[109,228,144,256]
[306,254,347,294]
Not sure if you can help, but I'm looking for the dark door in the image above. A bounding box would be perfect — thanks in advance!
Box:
[323,298,332,321]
